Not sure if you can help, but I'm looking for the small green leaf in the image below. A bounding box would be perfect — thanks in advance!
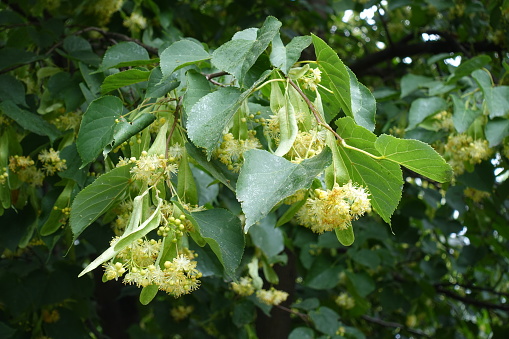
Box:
[0,74,27,106]
[348,68,375,131]
[139,285,159,305]
[336,227,355,246]
[187,70,272,158]
[237,147,332,232]
[274,84,298,156]
[62,35,101,66]
[451,94,481,133]
[211,16,281,82]
[40,181,75,236]
[446,55,491,84]
[183,70,211,112]
[248,213,284,258]
[309,307,341,336]
[99,42,150,71]
[145,67,180,99]
[0,100,61,143]
[400,74,433,98]
[106,113,156,153]
[270,34,311,75]
[375,134,453,182]
[407,97,447,130]
[100,69,151,94]
[77,96,124,166]
[177,153,198,205]
[191,208,244,278]
[70,164,133,239]
[472,69,509,118]
[160,40,210,78]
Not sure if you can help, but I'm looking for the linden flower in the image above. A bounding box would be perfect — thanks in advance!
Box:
[38,148,67,175]
[123,12,147,32]
[444,134,493,175]
[301,67,322,91]
[130,151,178,184]
[297,181,371,233]
[103,262,126,281]
[287,130,326,163]
[231,276,255,297]
[256,287,289,306]
[171,305,194,322]
[335,292,355,310]
[215,132,261,172]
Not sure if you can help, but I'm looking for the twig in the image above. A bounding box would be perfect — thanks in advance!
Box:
[361,315,431,338]
[434,284,509,312]
[74,27,159,55]
[203,71,229,86]
[275,304,310,325]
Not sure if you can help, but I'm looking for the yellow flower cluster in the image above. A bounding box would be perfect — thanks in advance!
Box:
[463,187,490,203]
[300,68,322,92]
[335,292,355,309]
[86,0,124,26]
[104,238,202,298]
[38,148,67,175]
[170,305,194,322]
[297,181,371,233]
[129,151,178,185]
[256,287,289,306]
[444,134,493,175]
[51,111,81,132]
[123,12,147,32]
[111,200,133,235]
[0,168,8,185]
[215,132,261,172]
[287,130,326,163]
[8,155,44,186]
[230,276,256,297]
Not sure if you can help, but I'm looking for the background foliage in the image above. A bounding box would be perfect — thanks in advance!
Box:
[1,0,509,338]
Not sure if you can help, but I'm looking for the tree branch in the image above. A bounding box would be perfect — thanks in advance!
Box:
[75,27,159,55]
[434,284,509,312]
[361,315,431,337]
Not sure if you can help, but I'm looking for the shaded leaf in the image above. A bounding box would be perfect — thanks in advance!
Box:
[400,74,433,98]
[70,164,133,239]
[99,42,151,71]
[145,67,180,99]
[451,94,481,133]
[270,34,311,74]
[485,119,509,147]
[348,68,375,131]
[100,69,151,94]
[248,213,284,258]
[446,55,491,84]
[407,97,447,130]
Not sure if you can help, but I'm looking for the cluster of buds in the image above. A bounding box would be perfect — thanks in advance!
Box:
[38,148,67,175]
[128,151,179,185]
[335,292,355,310]
[230,276,288,306]
[300,67,322,92]
[170,305,194,322]
[8,155,44,186]
[297,181,371,233]
[287,130,326,163]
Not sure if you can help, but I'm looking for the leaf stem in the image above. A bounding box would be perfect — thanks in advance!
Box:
[254,78,286,92]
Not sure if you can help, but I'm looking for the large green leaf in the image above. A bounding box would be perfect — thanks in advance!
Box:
[407,97,447,130]
[100,69,151,94]
[160,40,210,78]
[336,117,402,225]
[191,208,244,278]
[0,74,27,106]
[145,67,180,99]
[237,147,332,232]
[211,16,281,82]
[70,164,133,239]
[105,113,156,153]
[446,55,491,84]
[98,42,150,71]
[485,119,509,147]
[269,34,311,75]
[248,213,284,258]
[186,70,272,158]
[183,70,212,112]
[0,100,61,143]
[375,134,452,182]
[400,74,434,98]
[76,96,124,166]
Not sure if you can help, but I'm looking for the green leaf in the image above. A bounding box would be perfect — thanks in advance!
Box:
[62,36,100,66]
[237,147,332,232]
[160,40,210,78]
[100,69,151,94]
[139,285,158,305]
[274,84,299,156]
[0,74,27,106]
[248,213,284,258]
[191,208,244,278]
[348,68,375,131]
[76,96,123,166]
[446,55,491,84]
[106,113,156,153]
[336,227,355,246]
[472,69,509,118]
[187,70,272,158]
[211,16,281,82]
[99,42,150,71]
[0,100,61,143]
[348,248,381,270]
[345,271,375,297]
[400,74,433,98]
[375,134,453,182]
[58,144,89,187]
[312,34,352,121]
[336,117,402,225]
[177,153,198,205]
[407,97,447,130]
[70,164,133,239]
[451,94,481,133]
[183,70,211,112]
[309,307,341,336]
[485,119,509,147]
[269,34,311,75]
[40,181,74,236]
[145,67,180,99]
